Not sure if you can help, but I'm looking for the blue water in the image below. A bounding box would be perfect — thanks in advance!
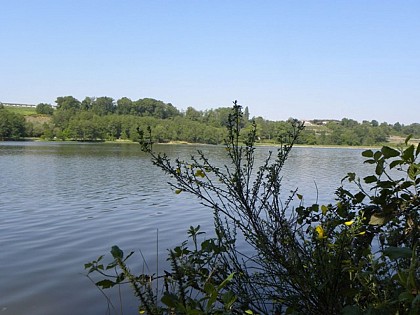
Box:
[0,142,369,314]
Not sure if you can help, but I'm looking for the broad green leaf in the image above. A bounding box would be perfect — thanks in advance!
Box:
[111,246,123,259]
[408,163,420,180]
[362,149,374,157]
[161,293,179,308]
[321,205,328,215]
[96,279,116,289]
[353,192,365,203]
[389,159,403,169]
[373,150,382,161]
[376,180,395,189]
[364,175,377,184]
[416,142,420,157]
[381,146,400,159]
[400,181,414,190]
[404,134,412,145]
[204,282,215,295]
[402,145,415,162]
[383,247,413,260]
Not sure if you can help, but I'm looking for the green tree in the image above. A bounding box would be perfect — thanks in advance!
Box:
[55,96,81,111]
[185,106,202,121]
[91,96,115,116]
[36,103,54,115]
[116,97,133,115]
[0,108,26,140]
[81,97,94,111]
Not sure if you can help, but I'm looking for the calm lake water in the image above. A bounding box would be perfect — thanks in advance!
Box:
[0,141,371,314]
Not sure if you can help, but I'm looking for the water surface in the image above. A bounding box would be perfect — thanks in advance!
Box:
[0,142,369,314]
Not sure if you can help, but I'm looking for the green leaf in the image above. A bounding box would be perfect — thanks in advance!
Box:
[204,282,216,295]
[96,279,116,289]
[362,149,374,157]
[416,142,420,157]
[375,160,384,175]
[363,159,376,165]
[124,251,135,262]
[376,180,395,189]
[402,145,415,162]
[404,134,412,145]
[245,310,253,315]
[408,163,420,180]
[222,291,237,310]
[345,172,356,182]
[111,246,124,259]
[390,159,403,169]
[383,246,413,260]
[218,272,235,291]
[381,146,400,159]
[161,293,179,308]
[364,175,377,184]
[373,150,382,161]
[353,192,365,203]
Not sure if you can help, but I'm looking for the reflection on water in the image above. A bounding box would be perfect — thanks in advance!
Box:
[0,142,369,314]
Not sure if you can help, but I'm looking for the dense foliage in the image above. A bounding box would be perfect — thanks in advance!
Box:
[1,96,420,145]
[86,104,419,314]
[0,107,26,140]
[36,103,54,115]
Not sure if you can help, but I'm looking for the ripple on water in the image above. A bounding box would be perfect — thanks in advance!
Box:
[0,142,368,315]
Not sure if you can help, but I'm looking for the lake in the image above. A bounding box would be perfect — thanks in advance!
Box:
[0,141,371,314]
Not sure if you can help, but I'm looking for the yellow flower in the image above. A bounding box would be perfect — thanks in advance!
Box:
[315,225,326,239]
[195,169,205,178]
[344,220,354,226]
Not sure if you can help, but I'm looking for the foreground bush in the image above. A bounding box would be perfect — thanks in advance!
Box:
[86,103,419,314]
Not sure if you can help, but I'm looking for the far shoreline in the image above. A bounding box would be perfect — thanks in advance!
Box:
[6,137,418,150]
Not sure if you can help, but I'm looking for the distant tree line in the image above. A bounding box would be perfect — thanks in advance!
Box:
[1,96,419,144]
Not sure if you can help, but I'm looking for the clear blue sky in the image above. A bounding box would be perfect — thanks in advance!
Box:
[1,0,419,124]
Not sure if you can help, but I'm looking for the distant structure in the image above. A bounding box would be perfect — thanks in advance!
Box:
[0,102,56,108]
[1,102,37,108]
[302,119,340,126]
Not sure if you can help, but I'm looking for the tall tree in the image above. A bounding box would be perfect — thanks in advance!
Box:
[91,97,115,116]
[116,97,133,115]
[55,96,81,111]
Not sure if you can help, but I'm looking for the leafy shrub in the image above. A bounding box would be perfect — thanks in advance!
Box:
[86,103,419,314]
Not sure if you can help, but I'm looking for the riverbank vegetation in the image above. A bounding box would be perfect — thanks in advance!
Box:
[1,96,419,145]
[85,104,419,314]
